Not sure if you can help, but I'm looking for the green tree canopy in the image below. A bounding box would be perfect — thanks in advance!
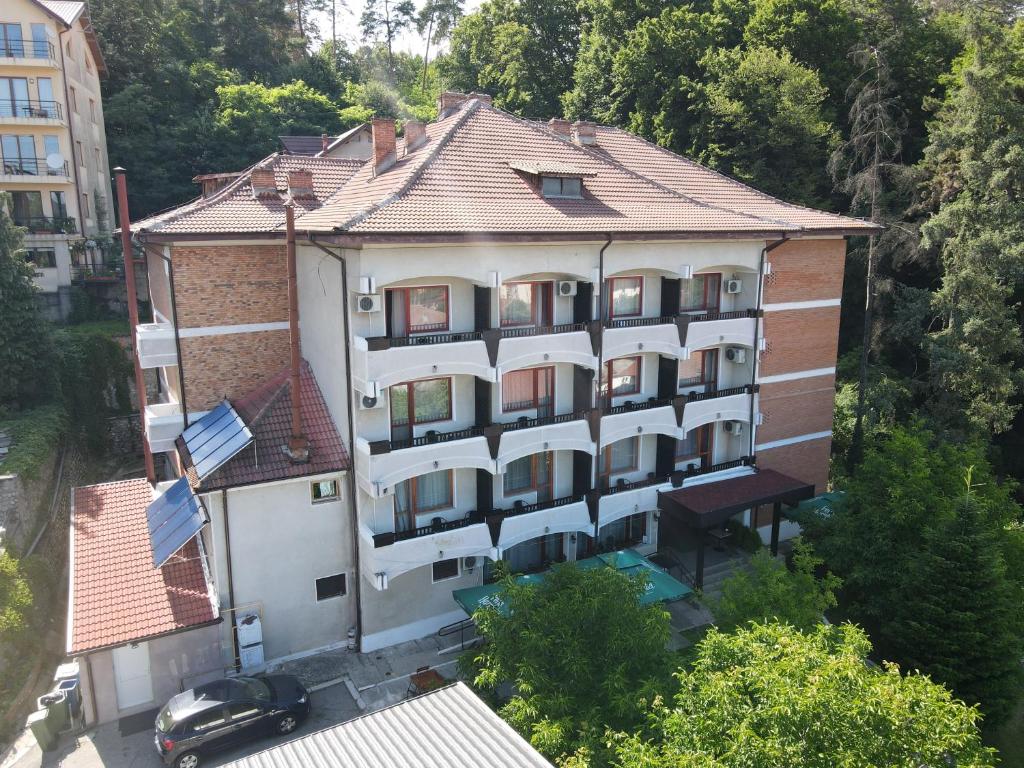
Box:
[468,562,672,764]
[614,622,996,768]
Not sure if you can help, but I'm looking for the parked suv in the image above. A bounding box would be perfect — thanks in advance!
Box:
[155,675,310,768]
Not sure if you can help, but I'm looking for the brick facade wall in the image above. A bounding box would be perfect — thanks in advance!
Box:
[759,306,841,377]
[180,330,290,411]
[171,244,289,328]
[764,238,846,304]
[757,374,836,445]
[755,436,831,496]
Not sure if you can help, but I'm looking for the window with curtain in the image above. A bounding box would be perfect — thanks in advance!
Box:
[677,349,718,388]
[390,378,451,426]
[503,452,552,496]
[394,470,453,530]
[499,281,552,327]
[680,273,722,312]
[676,425,712,465]
[603,357,640,398]
[386,285,449,336]
[599,512,646,550]
[502,366,554,412]
[607,276,643,318]
[600,437,639,481]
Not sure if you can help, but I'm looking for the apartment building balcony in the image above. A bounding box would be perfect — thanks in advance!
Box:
[0,40,58,67]
[683,309,760,351]
[489,493,592,553]
[144,401,186,453]
[136,322,177,369]
[352,331,492,395]
[356,431,495,496]
[0,99,64,124]
[603,316,685,360]
[680,385,756,434]
[601,396,681,446]
[1,158,70,182]
[495,410,596,468]
[494,322,597,372]
[73,263,123,284]
[361,518,495,588]
[15,216,77,235]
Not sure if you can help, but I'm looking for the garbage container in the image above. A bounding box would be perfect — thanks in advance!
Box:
[38,689,68,733]
[57,678,82,722]
[27,708,57,752]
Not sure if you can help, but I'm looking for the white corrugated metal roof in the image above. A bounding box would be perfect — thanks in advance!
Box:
[222,682,552,768]
[36,1,84,25]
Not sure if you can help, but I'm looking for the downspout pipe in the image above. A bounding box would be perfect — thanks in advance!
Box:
[307,235,363,653]
[592,234,613,538]
[221,488,240,672]
[749,235,789,460]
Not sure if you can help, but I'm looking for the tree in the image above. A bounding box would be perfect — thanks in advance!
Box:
[418,0,464,91]
[712,541,840,633]
[0,195,57,410]
[613,622,997,767]
[0,551,32,648]
[360,0,417,76]
[467,562,672,764]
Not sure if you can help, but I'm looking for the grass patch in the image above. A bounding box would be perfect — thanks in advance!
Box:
[0,405,66,480]
[64,318,130,338]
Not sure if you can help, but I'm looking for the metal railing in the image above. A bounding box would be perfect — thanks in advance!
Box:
[372,510,485,547]
[2,158,68,176]
[73,264,123,282]
[378,329,484,348]
[383,424,486,452]
[687,307,761,322]
[499,321,587,338]
[605,396,673,415]
[499,409,587,432]
[13,216,77,234]
[0,99,63,120]
[684,384,755,403]
[599,456,754,496]
[0,41,55,59]
[495,493,584,518]
[605,315,677,329]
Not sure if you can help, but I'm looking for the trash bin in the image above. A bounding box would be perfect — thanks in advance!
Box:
[38,689,68,732]
[27,708,58,752]
[57,678,82,721]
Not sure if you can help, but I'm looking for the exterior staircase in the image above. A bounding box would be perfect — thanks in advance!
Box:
[698,552,754,603]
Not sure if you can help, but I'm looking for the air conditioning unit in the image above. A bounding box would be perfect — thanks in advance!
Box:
[359,394,383,410]
[723,420,744,435]
[357,294,382,312]
[725,279,743,294]
[557,280,578,297]
[462,556,477,573]
[724,347,746,364]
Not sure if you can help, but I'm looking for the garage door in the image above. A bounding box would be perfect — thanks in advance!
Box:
[112,642,153,710]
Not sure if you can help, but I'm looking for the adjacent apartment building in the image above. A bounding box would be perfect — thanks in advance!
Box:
[1,0,112,319]
[66,93,875,725]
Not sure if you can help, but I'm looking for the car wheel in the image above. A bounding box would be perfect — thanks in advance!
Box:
[175,752,201,768]
[275,714,298,735]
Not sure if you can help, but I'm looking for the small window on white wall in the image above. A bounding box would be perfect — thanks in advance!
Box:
[311,479,339,503]
[432,558,460,583]
[315,573,346,600]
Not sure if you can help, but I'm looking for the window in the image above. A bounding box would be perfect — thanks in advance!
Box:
[1,134,36,174]
[227,703,261,721]
[26,248,55,268]
[607,276,643,318]
[599,512,647,550]
[600,437,639,482]
[94,146,101,171]
[676,425,712,467]
[501,366,554,413]
[680,273,722,312]
[43,135,60,162]
[503,452,552,496]
[75,140,83,166]
[678,349,718,388]
[499,281,553,327]
[89,98,96,122]
[37,77,53,105]
[390,378,452,427]
[386,285,449,336]
[603,356,641,398]
[0,23,23,57]
[502,533,563,574]
[68,85,77,113]
[541,175,582,199]
[9,191,42,226]
[29,24,47,58]
[65,40,70,57]
[190,710,227,732]
[394,470,453,530]
[432,558,460,583]
[311,479,339,503]
[0,77,28,117]
[315,573,347,600]
[81,192,89,218]
[50,191,67,219]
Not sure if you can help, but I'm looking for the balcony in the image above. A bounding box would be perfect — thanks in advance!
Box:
[355,433,495,496]
[494,322,597,372]
[136,322,177,369]
[491,494,592,552]
[683,309,759,351]
[496,410,596,468]
[352,331,492,395]
[1,158,70,180]
[601,397,680,446]
[603,316,684,359]
[14,216,77,235]
[0,99,64,122]
[680,385,756,434]
[361,519,495,587]
[0,40,57,66]
[144,401,186,453]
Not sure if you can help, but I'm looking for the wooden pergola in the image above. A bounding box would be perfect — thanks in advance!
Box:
[657,469,815,589]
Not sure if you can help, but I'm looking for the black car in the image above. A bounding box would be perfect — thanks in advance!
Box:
[155,675,310,768]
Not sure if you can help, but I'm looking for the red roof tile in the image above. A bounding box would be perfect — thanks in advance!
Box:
[181,361,350,491]
[69,479,217,655]
[134,155,363,235]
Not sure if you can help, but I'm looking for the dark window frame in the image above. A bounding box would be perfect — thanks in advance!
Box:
[607,275,644,319]
[431,558,460,583]
[680,273,722,313]
[499,280,554,327]
[315,573,347,601]
[395,469,455,521]
[501,366,555,413]
[604,356,641,398]
[386,284,451,336]
[600,436,639,484]
[390,377,453,427]
[502,451,553,497]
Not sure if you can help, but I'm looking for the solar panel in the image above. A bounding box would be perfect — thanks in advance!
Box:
[146,477,207,568]
[182,400,254,479]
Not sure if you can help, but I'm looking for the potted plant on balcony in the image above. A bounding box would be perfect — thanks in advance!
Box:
[670,470,685,488]
[431,516,444,532]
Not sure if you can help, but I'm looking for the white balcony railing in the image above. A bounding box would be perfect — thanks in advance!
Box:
[355,435,496,497]
[495,326,597,373]
[136,322,177,369]
[680,391,753,434]
[495,498,592,553]
[144,401,186,453]
[359,522,495,588]
[600,403,680,447]
[351,334,493,397]
[496,416,595,470]
[603,319,682,360]
[684,313,757,351]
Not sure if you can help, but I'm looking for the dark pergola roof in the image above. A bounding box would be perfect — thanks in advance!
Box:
[658,469,815,529]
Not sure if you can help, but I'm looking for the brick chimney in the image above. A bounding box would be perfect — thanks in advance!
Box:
[251,168,278,198]
[371,117,397,175]
[438,91,493,118]
[548,117,571,138]
[287,168,315,200]
[404,120,426,151]
[321,133,330,153]
[572,121,597,145]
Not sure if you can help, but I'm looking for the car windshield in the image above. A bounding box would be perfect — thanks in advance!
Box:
[156,706,175,732]
[234,677,271,702]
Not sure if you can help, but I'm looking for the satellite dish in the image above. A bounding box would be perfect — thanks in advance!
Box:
[45,152,64,171]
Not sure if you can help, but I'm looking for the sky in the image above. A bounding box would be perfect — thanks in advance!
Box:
[310,0,484,56]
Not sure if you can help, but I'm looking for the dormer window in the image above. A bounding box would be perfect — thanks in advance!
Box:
[541,176,582,199]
